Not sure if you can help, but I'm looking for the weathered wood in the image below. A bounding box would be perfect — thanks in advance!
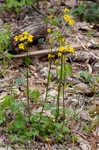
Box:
[8,6,47,53]
[13,6,47,37]
[12,44,99,61]
[0,6,47,47]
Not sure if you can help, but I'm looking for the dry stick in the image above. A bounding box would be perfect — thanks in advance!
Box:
[12,44,99,60]
[11,44,82,58]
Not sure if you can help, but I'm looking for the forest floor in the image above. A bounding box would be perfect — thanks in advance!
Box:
[0,0,99,150]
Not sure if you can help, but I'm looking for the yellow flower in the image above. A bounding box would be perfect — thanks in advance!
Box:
[28,34,33,38]
[56,36,58,39]
[28,34,33,42]
[20,37,25,41]
[58,52,62,57]
[23,31,28,35]
[65,48,69,52]
[64,8,69,13]
[61,38,64,42]
[47,28,51,33]
[55,59,59,64]
[48,14,54,19]
[18,43,24,50]
[18,34,23,38]
[28,38,33,42]
[68,19,75,26]
[64,14,71,21]
[66,44,70,47]
[48,54,51,58]
[69,47,75,53]
[48,54,54,59]
[49,39,53,44]
[58,46,64,52]
[23,35,27,40]
[14,36,18,41]
[64,41,67,45]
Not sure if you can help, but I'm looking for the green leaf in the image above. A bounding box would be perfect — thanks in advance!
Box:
[47,8,56,13]
[76,71,91,82]
[51,18,59,25]
[3,24,11,30]
[2,59,7,66]
[51,109,57,117]
[64,64,72,76]
[83,125,90,132]
[43,17,50,23]
[0,95,15,109]
[23,57,32,65]
[63,126,70,133]
[10,134,18,143]
[13,113,25,129]
[44,103,55,110]
[38,38,45,44]
[10,100,24,112]
[30,89,40,101]
[72,135,78,142]
[14,77,25,85]
[0,111,5,124]
[6,53,14,59]
[25,131,34,137]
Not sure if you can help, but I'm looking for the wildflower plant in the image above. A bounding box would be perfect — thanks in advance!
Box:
[45,8,75,122]
[14,31,34,117]
[0,24,13,65]
[0,7,78,145]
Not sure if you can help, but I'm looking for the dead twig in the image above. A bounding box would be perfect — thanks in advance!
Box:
[10,44,85,59]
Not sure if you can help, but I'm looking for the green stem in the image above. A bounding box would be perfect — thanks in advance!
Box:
[39,59,52,127]
[26,49,31,117]
[62,55,65,119]
[45,60,51,103]
[56,55,63,121]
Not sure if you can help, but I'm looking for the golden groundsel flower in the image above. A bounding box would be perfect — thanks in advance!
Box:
[69,47,75,53]
[47,28,51,33]
[23,31,28,35]
[58,52,62,57]
[48,14,54,19]
[48,54,55,59]
[18,43,24,50]
[64,8,69,13]
[49,39,53,44]
[20,37,25,41]
[28,34,33,42]
[64,14,71,21]
[68,19,75,26]
[14,36,18,41]
[58,46,64,52]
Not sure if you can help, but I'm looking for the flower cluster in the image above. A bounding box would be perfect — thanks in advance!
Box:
[14,31,34,50]
[47,29,75,58]
[57,37,75,56]
[47,8,75,59]
[57,44,75,57]
[63,8,75,26]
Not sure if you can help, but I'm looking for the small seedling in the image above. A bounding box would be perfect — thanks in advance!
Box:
[83,125,90,132]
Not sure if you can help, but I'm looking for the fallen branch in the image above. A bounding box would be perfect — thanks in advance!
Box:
[12,43,99,61]
[12,44,83,58]
[13,49,57,58]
